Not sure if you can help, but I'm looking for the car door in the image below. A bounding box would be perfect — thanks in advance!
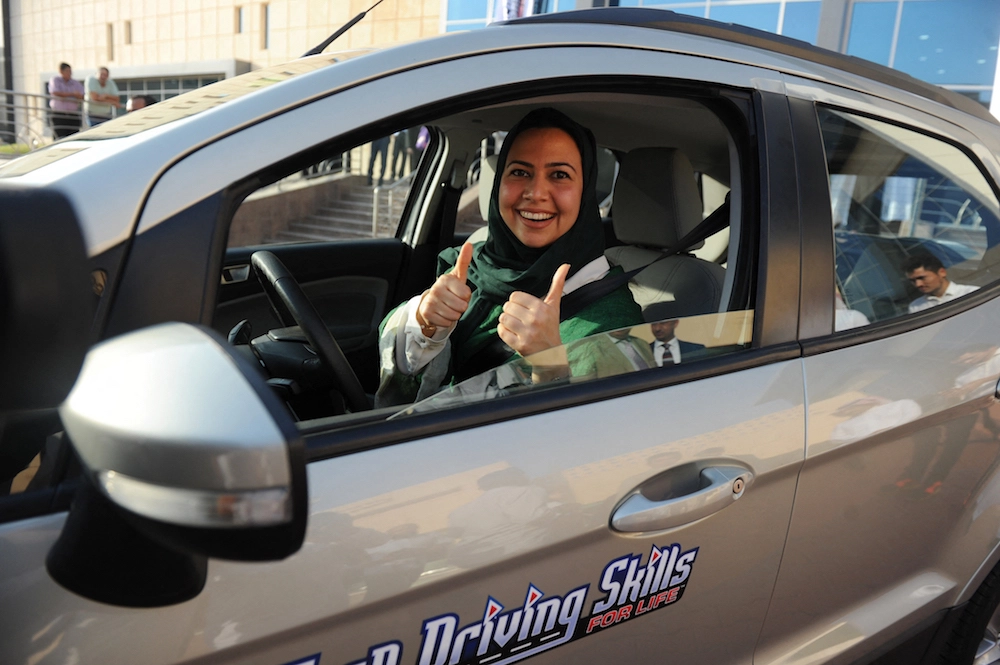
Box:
[756,88,1000,664]
[0,46,805,665]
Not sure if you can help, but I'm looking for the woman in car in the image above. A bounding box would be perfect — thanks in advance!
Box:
[376,108,642,405]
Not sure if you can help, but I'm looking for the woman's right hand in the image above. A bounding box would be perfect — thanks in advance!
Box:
[416,242,474,335]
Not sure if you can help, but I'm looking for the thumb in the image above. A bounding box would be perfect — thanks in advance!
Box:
[545,264,571,306]
[451,242,474,283]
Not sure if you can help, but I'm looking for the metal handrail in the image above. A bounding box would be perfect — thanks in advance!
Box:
[371,172,414,236]
[0,88,121,157]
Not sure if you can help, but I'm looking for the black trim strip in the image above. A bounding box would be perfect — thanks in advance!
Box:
[753,91,800,347]
[802,281,1000,356]
[788,97,835,339]
[303,341,801,462]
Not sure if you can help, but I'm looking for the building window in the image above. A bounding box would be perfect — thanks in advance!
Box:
[119,75,223,107]
[106,23,114,62]
[779,1,821,43]
[125,20,132,45]
[894,0,1000,87]
[235,6,245,33]
[262,4,270,49]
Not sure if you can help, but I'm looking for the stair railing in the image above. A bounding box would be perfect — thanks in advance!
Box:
[0,89,86,157]
[371,172,415,237]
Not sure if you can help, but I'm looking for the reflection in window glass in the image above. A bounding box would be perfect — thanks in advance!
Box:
[894,0,1000,86]
[398,311,754,417]
[846,1,897,67]
[819,108,1000,327]
[708,2,780,32]
[781,1,821,44]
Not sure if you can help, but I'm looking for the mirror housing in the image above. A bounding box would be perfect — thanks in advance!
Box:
[49,323,307,606]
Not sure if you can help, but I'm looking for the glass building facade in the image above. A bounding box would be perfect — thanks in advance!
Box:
[443,0,1000,109]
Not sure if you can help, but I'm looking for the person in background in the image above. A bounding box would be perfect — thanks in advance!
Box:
[904,253,979,313]
[48,63,84,138]
[390,128,411,181]
[367,135,390,187]
[125,95,156,113]
[84,67,120,126]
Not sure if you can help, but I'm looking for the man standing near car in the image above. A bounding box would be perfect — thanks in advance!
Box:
[84,67,121,126]
[48,63,85,138]
[904,253,979,313]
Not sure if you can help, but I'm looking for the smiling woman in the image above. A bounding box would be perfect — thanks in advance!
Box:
[375,108,644,406]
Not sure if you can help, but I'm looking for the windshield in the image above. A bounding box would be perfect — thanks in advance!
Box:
[394,311,753,418]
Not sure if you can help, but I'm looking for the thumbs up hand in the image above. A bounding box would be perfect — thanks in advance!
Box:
[497,263,570,357]
[416,242,474,336]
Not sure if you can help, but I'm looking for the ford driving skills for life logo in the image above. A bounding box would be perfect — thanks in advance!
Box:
[332,542,699,665]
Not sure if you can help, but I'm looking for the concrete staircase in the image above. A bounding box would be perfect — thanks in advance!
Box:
[275,180,375,242]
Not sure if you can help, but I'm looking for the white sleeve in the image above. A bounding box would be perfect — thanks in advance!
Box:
[395,294,457,374]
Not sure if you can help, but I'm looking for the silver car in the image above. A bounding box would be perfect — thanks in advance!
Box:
[3,7,1000,665]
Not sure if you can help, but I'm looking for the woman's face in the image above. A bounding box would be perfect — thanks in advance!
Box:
[498,127,583,248]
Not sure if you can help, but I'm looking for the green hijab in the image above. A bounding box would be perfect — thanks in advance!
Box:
[442,107,607,366]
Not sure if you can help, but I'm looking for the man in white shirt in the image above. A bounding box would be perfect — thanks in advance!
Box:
[903,254,978,314]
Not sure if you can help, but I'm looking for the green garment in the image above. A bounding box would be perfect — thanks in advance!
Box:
[375,259,642,407]
[451,107,608,363]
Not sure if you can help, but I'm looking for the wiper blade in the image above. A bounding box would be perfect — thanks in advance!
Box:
[302,0,386,57]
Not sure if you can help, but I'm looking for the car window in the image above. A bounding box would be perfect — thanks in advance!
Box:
[819,107,1000,329]
[215,89,758,430]
[226,127,428,248]
[395,311,754,418]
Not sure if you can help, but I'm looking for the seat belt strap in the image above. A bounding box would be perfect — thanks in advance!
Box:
[560,199,730,320]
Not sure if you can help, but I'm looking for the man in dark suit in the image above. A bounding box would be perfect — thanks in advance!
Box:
[649,317,704,366]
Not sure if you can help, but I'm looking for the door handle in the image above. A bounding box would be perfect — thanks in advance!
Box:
[611,465,753,533]
[221,264,251,284]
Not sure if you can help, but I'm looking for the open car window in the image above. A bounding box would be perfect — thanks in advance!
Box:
[394,310,754,418]
[214,87,758,432]
[226,127,429,248]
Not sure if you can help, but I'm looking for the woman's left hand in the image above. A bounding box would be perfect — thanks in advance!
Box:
[498,264,570,357]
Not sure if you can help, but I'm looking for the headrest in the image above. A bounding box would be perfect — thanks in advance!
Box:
[478,154,499,222]
[613,148,703,249]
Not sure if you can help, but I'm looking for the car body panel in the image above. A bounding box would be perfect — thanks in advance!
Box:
[758,264,1000,665]
[0,361,803,665]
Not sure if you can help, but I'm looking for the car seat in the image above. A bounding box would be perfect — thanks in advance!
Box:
[605,147,726,319]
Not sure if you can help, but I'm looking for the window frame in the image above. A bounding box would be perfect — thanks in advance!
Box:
[797,100,1000,356]
[298,83,802,462]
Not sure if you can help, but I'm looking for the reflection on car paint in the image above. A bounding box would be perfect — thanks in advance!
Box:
[338,542,698,665]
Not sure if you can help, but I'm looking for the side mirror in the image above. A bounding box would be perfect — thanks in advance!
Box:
[48,323,307,607]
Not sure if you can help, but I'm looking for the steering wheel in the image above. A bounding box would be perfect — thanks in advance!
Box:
[250,251,370,412]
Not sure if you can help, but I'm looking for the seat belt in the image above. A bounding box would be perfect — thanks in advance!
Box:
[560,196,730,320]
[437,183,462,253]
